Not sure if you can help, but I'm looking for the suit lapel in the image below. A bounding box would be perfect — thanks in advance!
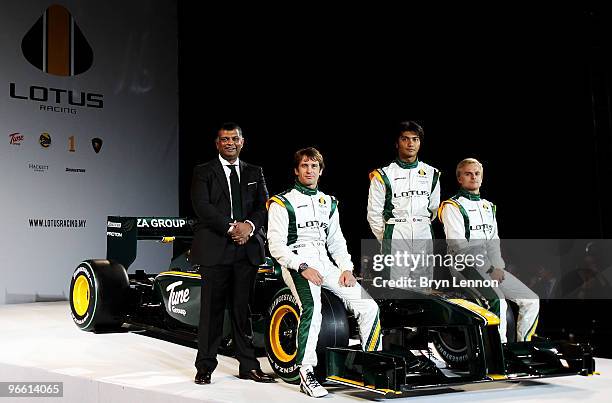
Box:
[212,158,231,202]
[239,160,249,215]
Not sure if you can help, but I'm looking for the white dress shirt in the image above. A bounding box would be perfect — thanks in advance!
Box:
[218,154,254,236]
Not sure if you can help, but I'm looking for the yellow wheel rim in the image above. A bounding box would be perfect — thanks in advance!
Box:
[73,275,90,316]
[269,305,298,362]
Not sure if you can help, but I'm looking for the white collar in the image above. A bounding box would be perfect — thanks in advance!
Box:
[218,154,240,167]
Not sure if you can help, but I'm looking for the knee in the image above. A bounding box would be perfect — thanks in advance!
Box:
[525,296,539,311]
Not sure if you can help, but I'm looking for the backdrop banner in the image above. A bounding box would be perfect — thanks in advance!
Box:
[0,0,178,304]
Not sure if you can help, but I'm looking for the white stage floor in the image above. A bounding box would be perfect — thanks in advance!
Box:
[0,302,609,402]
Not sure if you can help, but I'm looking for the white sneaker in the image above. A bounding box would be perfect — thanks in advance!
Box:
[299,366,328,398]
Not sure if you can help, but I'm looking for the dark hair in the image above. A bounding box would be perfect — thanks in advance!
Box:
[294,147,325,171]
[217,122,242,137]
[397,121,424,141]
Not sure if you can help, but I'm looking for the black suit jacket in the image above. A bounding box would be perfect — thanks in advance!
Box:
[191,158,268,266]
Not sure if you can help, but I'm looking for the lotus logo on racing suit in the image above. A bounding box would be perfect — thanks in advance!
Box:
[297,220,328,229]
[393,190,430,198]
[470,224,493,232]
[166,281,190,316]
[137,218,186,228]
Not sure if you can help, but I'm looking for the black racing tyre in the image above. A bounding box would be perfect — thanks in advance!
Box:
[505,301,517,343]
[69,259,129,332]
[432,327,470,369]
[265,287,349,384]
[433,303,517,368]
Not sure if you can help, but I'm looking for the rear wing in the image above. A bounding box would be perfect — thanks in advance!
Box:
[106,216,195,270]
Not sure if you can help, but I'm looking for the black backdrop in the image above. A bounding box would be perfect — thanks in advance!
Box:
[178,7,612,246]
[177,6,612,353]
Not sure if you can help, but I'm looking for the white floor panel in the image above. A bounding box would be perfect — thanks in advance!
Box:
[0,302,609,402]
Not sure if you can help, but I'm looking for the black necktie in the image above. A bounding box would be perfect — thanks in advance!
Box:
[228,165,242,220]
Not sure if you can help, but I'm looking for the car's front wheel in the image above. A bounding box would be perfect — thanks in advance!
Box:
[265,287,349,384]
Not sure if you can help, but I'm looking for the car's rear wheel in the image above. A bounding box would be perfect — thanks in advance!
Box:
[69,259,129,332]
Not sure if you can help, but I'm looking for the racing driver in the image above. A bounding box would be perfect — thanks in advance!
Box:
[267,147,381,398]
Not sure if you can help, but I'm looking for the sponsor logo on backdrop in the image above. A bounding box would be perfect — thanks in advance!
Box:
[91,137,103,153]
[21,4,93,77]
[65,167,86,173]
[29,218,87,228]
[10,5,103,115]
[39,132,51,148]
[68,135,76,152]
[107,221,121,228]
[9,133,24,145]
[28,162,49,173]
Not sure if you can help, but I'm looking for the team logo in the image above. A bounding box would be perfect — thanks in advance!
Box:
[319,196,326,205]
[9,133,24,145]
[39,132,51,148]
[418,169,427,176]
[483,203,489,210]
[21,4,93,76]
[68,135,76,152]
[91,137,102,153]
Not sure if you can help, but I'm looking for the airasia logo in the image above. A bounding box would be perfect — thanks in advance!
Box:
[9,133,24,145]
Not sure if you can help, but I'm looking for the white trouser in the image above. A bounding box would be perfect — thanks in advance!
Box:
[382,219,434,289]
[462,268,539,343]
[282,258,381,367]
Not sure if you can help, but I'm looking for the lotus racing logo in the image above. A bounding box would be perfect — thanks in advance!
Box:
[471,224,493,232]
[394,190,430,198]
[297,220,328,229]
[166,281,189,316]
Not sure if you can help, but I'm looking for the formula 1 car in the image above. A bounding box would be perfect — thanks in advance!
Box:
[69,216,596,397]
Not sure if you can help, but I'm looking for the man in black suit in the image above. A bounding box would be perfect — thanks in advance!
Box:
[191,122,274,384]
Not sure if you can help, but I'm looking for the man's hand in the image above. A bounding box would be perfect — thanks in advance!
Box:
[230,221,252,245]
[339,270,356,287]
[489,268,505,283]
[301,267,324,286]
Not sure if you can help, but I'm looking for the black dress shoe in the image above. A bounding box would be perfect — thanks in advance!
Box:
[194,369,212,384]
[238,369,276,383]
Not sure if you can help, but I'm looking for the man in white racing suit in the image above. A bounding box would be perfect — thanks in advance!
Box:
[438,158,539,342]
[367,121,440,288]
[268,147,381,398]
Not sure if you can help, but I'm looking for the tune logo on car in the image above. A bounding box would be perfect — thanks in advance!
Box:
[166,281,189,316]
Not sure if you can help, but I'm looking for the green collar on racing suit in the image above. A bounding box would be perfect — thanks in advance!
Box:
[294,180,318,196]
[457,188,481,201]
[395,158,419,169]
